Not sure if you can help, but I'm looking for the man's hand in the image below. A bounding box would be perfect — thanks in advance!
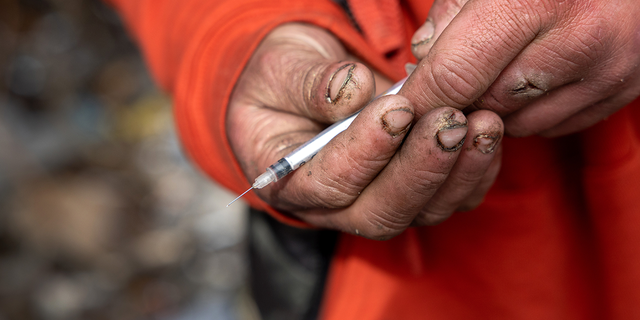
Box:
[227,23,504,240]
[406,0,640,137]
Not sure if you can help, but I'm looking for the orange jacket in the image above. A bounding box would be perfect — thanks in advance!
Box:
[108,0,640,319]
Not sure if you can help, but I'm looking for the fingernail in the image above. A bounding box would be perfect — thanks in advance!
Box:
[436,112,467,152]
[437,127,467,151]
[382,108,414,137]
[411,18,435,48]
[474,134,500,154]
[326,63,356,103]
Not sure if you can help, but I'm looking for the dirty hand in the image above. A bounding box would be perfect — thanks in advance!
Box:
[405,0,640,137]
[227,23,504,240]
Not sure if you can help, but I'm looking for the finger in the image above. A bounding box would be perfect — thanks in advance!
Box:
[539,103,623,137]
[228,23,378,194]
[298,108,469,240]
[466,10,613,119]
[411,18,436,60]
[501,48,640,137]
[456,143,502,211]
[237,23,375,123]
[261,95,415,211]
[539,83,640,137]
[518,51,640,137]
[413,110,503,226]
[500,81,607,137]
[411,0,468,60]
[400,0,563,119]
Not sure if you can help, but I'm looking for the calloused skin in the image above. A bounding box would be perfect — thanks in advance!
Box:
[227,23,503,240]
[407,0,640,137]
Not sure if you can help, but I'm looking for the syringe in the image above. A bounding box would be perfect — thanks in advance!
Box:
[227,76,408,207]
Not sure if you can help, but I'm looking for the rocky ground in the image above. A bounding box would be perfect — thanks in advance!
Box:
[0,1,255,319]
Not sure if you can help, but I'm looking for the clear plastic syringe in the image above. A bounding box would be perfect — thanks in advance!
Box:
[227,77,407,207]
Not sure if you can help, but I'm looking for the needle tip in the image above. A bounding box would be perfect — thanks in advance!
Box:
[227,187,253,207]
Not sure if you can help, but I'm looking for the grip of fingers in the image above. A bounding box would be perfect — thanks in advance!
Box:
[342,108,469,240]
[270,95,415,212]
[413,110,504,226]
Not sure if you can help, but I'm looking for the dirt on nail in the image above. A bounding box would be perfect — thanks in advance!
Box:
[435,111,467,152]
[381,107,413,137]
[325,63,356,104]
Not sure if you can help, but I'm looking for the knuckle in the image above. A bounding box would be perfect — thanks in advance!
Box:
[451,169,484,188]
[308,164,381,209]
[427,54,482,108]
[284,171,361,210]
[359,210,407,240]
[577,23,609,61]
[474,88,520,116]
[403,160,451,192]
[402,175,441,199]
[255,47,323,109]
[306,181,358,209]
[558,19,610,69]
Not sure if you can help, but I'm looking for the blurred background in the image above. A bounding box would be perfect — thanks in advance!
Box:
[0,0,256,319]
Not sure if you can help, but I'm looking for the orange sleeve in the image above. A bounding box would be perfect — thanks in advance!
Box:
[105,0,405,227]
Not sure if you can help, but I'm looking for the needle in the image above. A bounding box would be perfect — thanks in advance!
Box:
[227,187,253,207]
[226,75,409,208]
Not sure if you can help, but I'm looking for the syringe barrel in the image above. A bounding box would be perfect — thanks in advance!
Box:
[285,113,358,169]
[258,76,409,186]
[268,158,293,180]
[283,76,407,170]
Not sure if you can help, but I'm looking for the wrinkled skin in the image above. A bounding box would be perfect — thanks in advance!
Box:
[407,0,640,137]
[227,0,640,240]
[227,24,503,240]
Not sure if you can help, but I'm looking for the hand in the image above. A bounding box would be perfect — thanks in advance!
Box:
[405,0,640,137]
[227,23,504,239]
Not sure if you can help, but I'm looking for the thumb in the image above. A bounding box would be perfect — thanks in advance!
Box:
[410,0,468,60]
[235,23,376,123]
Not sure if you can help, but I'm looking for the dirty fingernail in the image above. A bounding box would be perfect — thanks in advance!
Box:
[436,111,467,152]
[437,127,467,151]
[326,63,356,103]
[383,108,414,137]
[474,134,500,154]
[411,18,435,48]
